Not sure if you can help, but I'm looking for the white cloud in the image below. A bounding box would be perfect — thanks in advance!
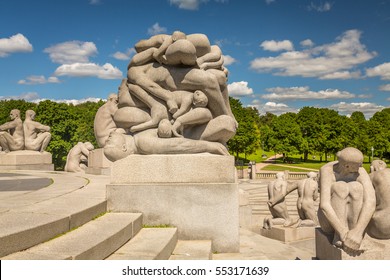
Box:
[54,63,122,79]
[111,48,136,61]
[300,39,314,48]
[251,30,376,80]
[320,70,361,80]
[228,81,254,97]
[260,40,294,52]
[0,92,40,101]
[169,0,226,10]
[366,62,390,80]
[262,86,355,100]
[147,23,168,35]
[330,102,384,118]
[18,75,61,85]
[44,41,98,64]
[251,100,297,115]
[0,33,33,57]
[379,84,390,91]
[307,1,333,12]
[223,55,237,66]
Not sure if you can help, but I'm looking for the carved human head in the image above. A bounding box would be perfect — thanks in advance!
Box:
[103,131,137,161]
[172,31,186,41]
[108,93,118,104]
[193,90,208,107]
[276,172,285,179]
[336,147,363,172]
[370,159,386,173]
[307,172,317,179]
[157,119,172,138]
[25,109,36,120]
[10,109,21,120]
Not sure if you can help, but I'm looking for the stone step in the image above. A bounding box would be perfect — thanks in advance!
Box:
[106,227,178,260]
[169,240,212,260]
[2,213,142,260]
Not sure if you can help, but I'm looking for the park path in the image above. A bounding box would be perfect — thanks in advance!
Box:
[255,154,318,172]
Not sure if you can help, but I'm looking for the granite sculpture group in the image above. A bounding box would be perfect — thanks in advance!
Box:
[91,31,237,162]
[0,109,51,153]
[264,147,390,257]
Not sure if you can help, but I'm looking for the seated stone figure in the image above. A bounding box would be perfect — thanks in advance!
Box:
[367,160,390,239]
[23,110,51,152]
[0,109,24,152]
[65,142,94,172]
[318,147,376,255]
[263,172,294,229]
[291,172,319,227]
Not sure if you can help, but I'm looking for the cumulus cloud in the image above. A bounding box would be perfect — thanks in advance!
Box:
[250,30,375,80]
[148,23,168,35]
[169,0,227,10]
[44,41,98,64]
[307,1,333,12]
[54,63,122,79]
[260,40,294,52]
[228,81,254,97]
[0,33,33,57]
[18,75,61,85]
[300,39,314,48]
[251,99,297,115]
[366,62,390,80]
[320,70,361,80]
[0,92,40,101]
[379,84,390,91]
[223,55,237,65]
[261,86,355,100]
[111,48,136,60]
[330,102,384,118]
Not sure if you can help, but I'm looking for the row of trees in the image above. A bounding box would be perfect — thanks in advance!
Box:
[2,97,389,169]
[226,97,390,162]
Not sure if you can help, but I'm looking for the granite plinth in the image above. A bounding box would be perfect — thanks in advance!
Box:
[110,154,236,184]
[315,228,386,260]
[0,151,53,171]
[107,154,239,253]
[86,148,112,175]
[260,225,316,243]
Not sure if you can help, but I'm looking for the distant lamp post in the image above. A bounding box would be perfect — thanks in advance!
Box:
[371,147,374,161]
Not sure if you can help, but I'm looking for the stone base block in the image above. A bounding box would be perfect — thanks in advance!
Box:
[111,154,236,184]
[86,148,112,175]
[0,151,53,171]
[260,225,316,243]
[107,183,239,253]
[315,228,386,260]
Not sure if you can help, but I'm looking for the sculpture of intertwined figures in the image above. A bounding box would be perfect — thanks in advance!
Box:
[93,31,237,161]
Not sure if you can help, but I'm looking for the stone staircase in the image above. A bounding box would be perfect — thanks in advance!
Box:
[0,171,213,260]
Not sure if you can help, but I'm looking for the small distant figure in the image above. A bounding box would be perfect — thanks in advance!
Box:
[291,172,319,227]
[94,93,119,148]
[0,109,24,152]
[263,172,294,229]
[23,110,51,152]
[65,142,94,173]
[318,147,376,255]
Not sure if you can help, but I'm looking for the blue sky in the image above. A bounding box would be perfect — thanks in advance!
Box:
[1,0,390,118]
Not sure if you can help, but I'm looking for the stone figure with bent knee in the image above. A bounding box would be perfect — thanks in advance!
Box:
[65,142,94,173]
[318,147,376,255]
[0,109,24,152]
[23,110,51,152]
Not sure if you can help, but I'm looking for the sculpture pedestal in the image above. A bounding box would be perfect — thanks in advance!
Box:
[0,151,54,171]
[260,225,316,243]
[315,228,386,260]
[107,154,239,253]
[86,148,112,175]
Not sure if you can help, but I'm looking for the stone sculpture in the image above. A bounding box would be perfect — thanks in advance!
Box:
[0,109,24,152]
[23,110,51,152]
[291,172,319,227]
[263,172,294,229]
[318,147,376,255]
[65,142,94,172]
[367,160,390,239]
[93,32,237,161]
